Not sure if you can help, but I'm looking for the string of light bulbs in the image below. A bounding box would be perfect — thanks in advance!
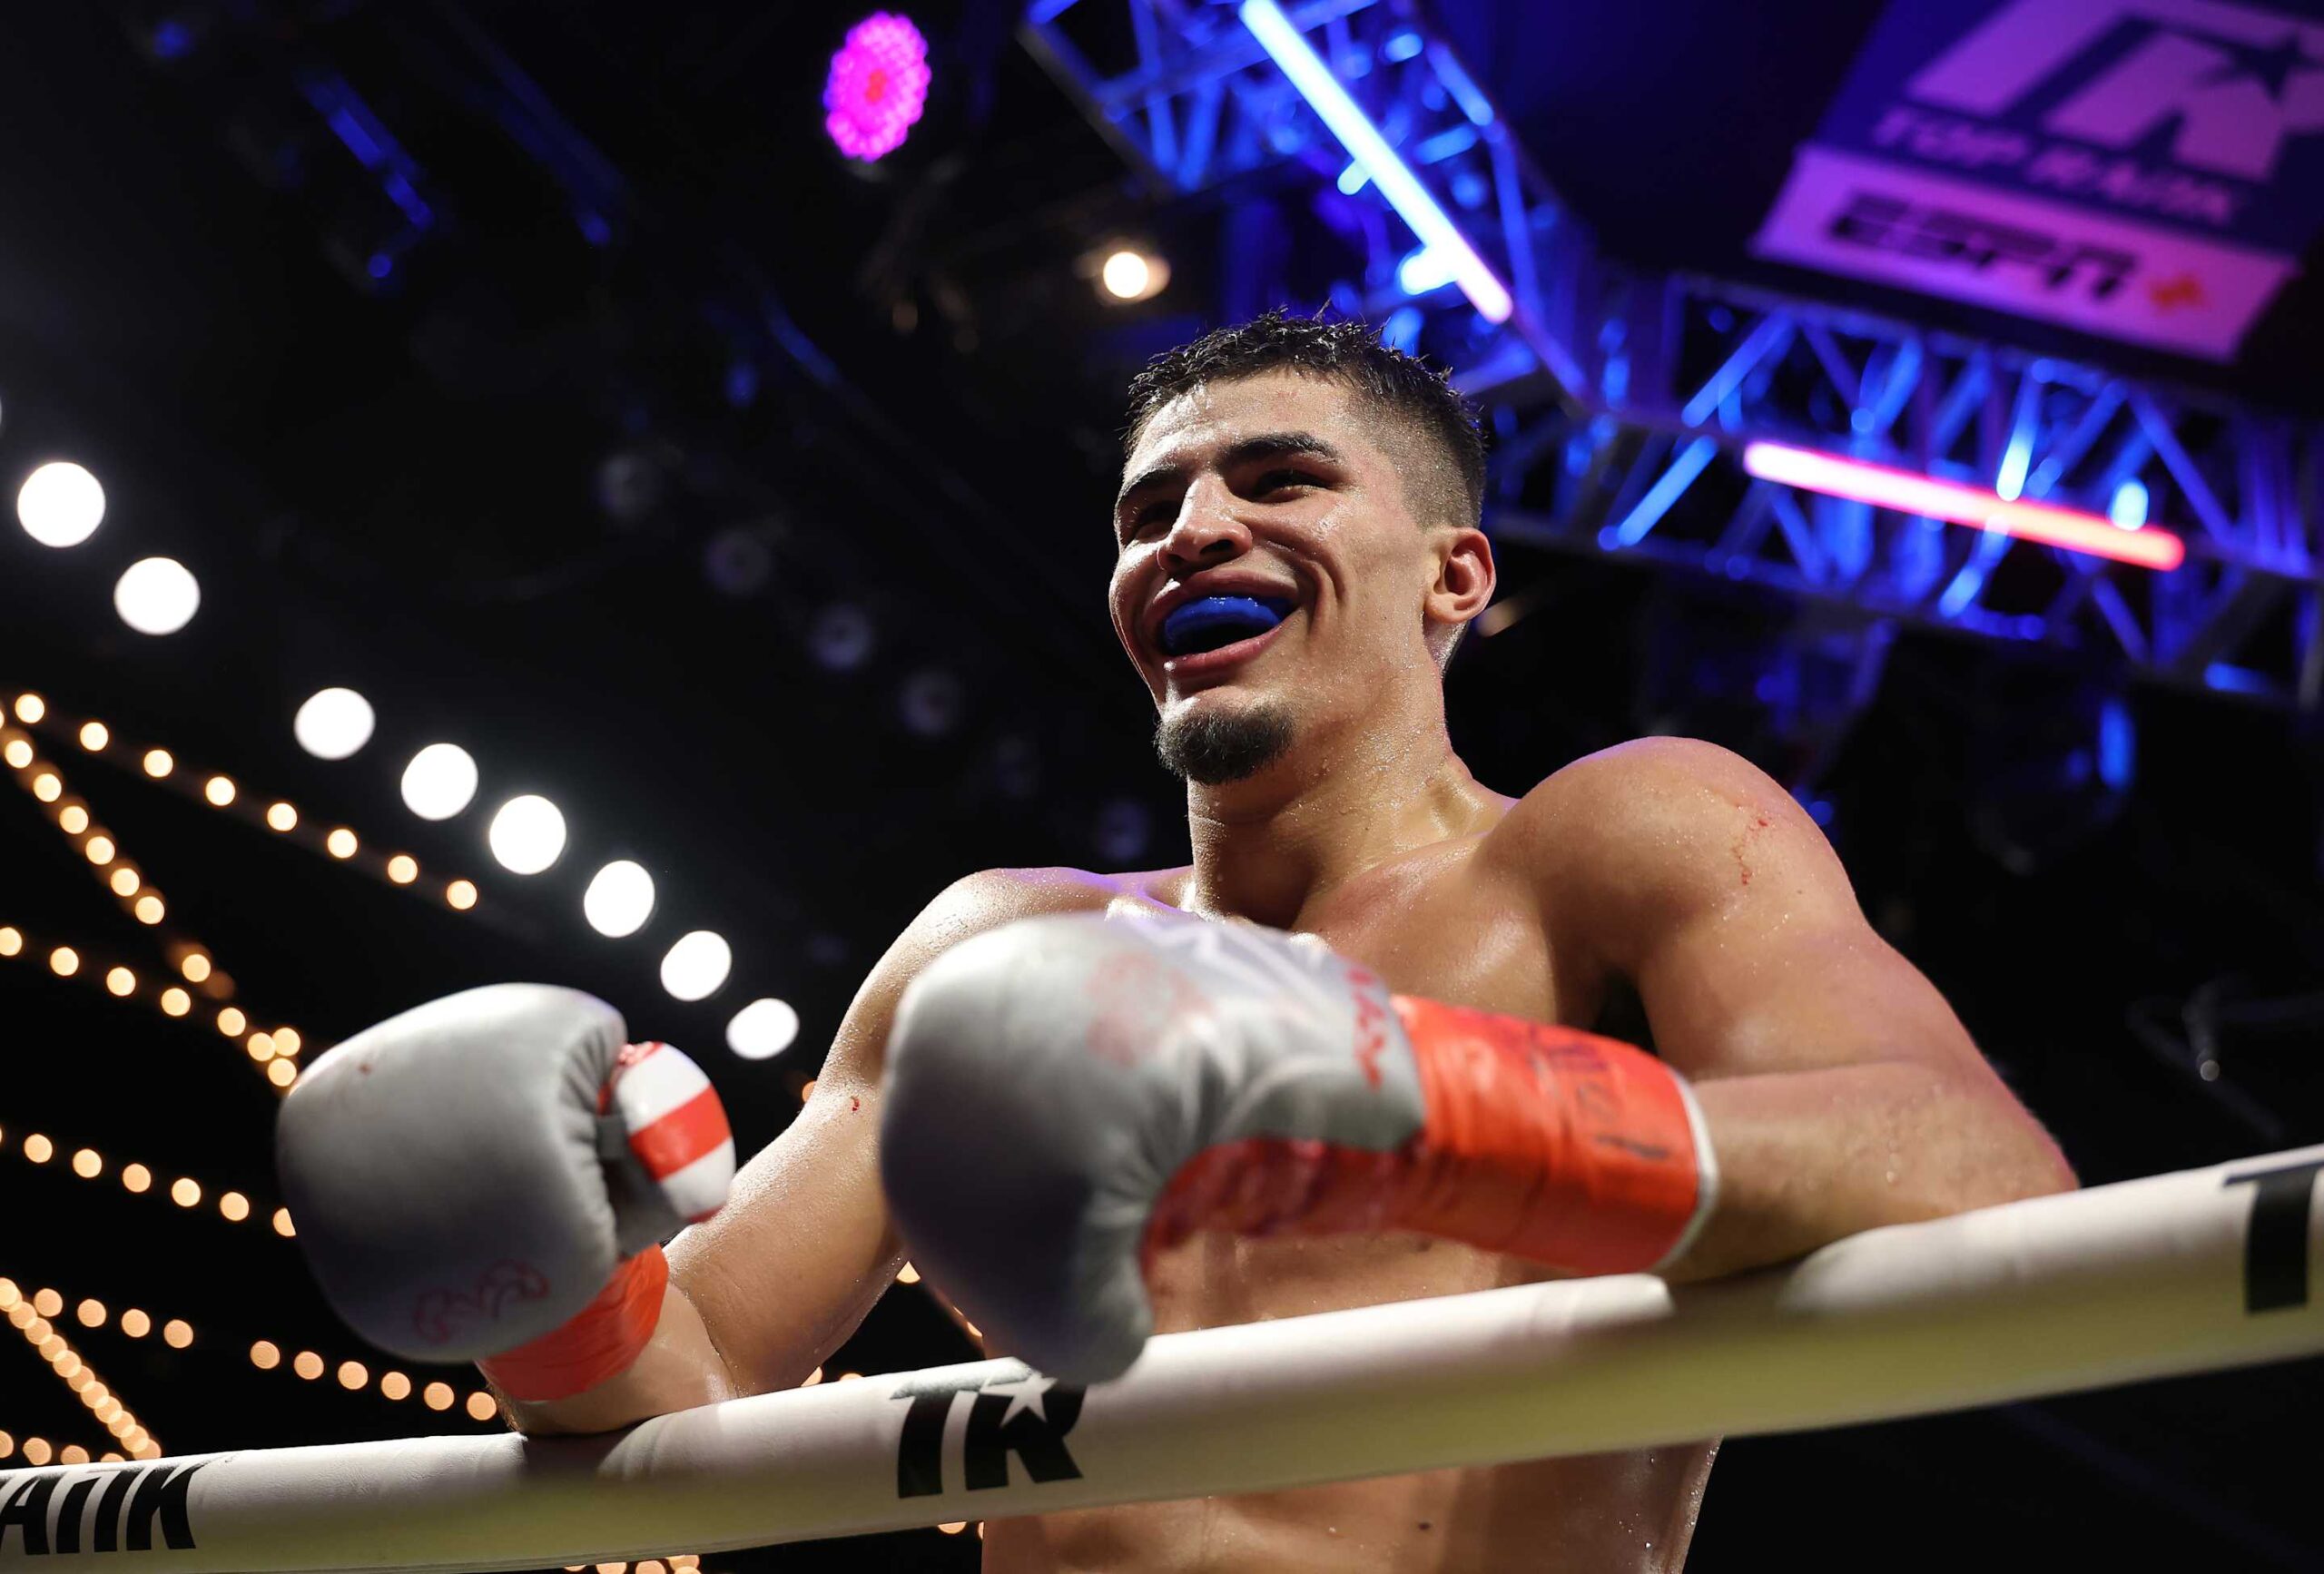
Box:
[4,722,183,935]
[3,686,803,1066]
[0,919,306,1092]
[4,693,483,913]
[2,1119,296,1237]
[2,704,325,1093]
[0,1274,162,1462]
[0,1272,507,1435]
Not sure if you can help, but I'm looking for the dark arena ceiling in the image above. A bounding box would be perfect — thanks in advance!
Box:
[2,2,2322,1569]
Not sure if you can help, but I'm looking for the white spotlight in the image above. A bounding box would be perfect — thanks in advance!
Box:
[293,688,376,761]
[726,998,800,1060]
[1098,247,1168,303]
[113,557,200,635]
[18,462,104,548]
[400,743,479,821]
[661,930,733,1002]
[583,860,655,938]
[487,795,567,875]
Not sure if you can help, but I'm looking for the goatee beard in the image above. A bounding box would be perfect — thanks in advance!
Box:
[1154,700,1296,785]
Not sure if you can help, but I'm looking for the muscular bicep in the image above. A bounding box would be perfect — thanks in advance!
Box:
[668,868,1104,1392]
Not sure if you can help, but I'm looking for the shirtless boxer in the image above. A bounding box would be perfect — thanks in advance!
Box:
[278,313,2075,1571]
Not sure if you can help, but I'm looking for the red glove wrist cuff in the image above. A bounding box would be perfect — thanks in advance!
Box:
[478,1243,670,1403]
[1383,996,1710,1274]
[1147,999,1713,1276]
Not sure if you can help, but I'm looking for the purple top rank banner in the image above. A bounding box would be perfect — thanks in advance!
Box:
[1752,0,2324,359]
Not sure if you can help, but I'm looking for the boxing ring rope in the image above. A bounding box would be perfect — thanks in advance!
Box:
[5,1145,2322,1570]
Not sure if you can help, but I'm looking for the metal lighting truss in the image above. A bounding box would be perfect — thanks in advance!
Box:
[1024,0,2324,710]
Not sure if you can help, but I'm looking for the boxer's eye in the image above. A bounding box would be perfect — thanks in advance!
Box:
[1252,467,1316,498]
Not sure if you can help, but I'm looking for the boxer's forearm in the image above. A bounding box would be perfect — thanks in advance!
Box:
[1665,1059,2076,1284]
[495,1279,742,1436]
[501,1084,901,1436]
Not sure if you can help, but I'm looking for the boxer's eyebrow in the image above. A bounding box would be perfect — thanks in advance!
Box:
[1116,431,1348,515]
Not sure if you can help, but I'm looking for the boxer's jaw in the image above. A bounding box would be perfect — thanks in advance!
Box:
[1154,697,1296,785]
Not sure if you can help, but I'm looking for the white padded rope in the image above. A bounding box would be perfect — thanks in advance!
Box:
[4,1145,2322,1571]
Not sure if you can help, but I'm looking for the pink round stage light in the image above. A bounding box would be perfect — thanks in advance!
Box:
[824,13,931,162]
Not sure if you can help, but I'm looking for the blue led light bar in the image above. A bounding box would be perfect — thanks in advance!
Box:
[1236,0,1513,323]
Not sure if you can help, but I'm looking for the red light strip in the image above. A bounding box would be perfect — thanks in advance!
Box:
[1741,441,2186,572]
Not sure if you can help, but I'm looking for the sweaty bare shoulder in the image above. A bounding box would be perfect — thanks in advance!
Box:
[1488,735,1848,976]
[818,866,1121,1093]
[665,866,1118,1395]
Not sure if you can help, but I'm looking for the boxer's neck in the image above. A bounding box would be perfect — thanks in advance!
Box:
[1177,687,1505,930]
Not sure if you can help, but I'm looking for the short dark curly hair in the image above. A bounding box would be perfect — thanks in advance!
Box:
[1123,311,1485,531]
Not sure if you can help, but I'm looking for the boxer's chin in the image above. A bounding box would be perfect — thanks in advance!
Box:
[1154,695,1296,786]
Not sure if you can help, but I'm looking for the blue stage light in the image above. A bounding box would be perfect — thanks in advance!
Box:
[1396,245,1457,298]
[1237,0,1512,323]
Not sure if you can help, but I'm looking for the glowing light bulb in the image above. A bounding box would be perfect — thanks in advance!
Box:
[17,462,104,548]
[113,557,201,635]
[293,688,375,760]
[487,795,566,875]
[400,743,478,820]
[584,860,655,938]
[660,930,733,1001]
[726,998,800,1059]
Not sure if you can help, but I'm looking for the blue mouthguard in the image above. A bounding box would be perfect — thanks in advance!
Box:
[1159,595,1294,656]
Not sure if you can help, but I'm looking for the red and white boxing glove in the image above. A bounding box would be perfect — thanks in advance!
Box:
[880,914,1715,1382]
[276,984,735,1402]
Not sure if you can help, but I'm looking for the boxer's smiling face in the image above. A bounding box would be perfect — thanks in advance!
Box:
[1110,369,1482,786]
